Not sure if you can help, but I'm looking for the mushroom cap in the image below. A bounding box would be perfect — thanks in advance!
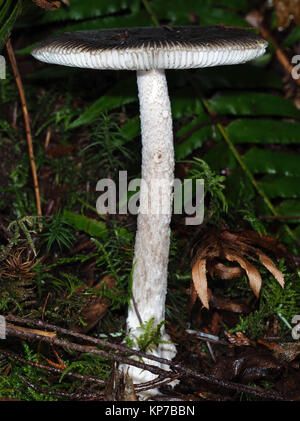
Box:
[32,26,267,71]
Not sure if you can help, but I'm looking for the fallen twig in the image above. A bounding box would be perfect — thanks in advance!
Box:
[135,373,183,392]
[6,39,42,217]
[5,324,169,377]
[0,347,179,395]
[4,315,290,400]
[7,323,56,338]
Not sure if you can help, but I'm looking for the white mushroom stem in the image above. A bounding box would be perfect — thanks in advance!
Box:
[124,69,177,389]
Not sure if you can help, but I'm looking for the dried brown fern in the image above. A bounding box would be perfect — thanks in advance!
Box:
[191,229,286,309]
[0,246,38,307]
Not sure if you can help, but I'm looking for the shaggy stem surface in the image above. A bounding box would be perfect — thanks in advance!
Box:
[124,69,177,392]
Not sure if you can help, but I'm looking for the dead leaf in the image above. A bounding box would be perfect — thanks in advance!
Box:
[209,262,243,280]
[188,281,199,311]
[192,258,209,309]
[224,252,262,298]
[73,275,115,333]
[257,251,284,288]
[190,228,286,309]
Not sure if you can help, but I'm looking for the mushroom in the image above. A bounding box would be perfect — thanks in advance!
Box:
[32,26,267,393]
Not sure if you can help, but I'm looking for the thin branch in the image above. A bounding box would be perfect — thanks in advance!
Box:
[4,315,290,400]
[6,314,168,365]
[135,373,182,392]
[5,325,169,377]
[6,39,42,217]
[0,347,179,394]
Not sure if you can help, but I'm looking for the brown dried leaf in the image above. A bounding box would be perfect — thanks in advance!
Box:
[2,246,39,280]
[209,262,244,280]
[257,251,285,288]
[224,252,262,297]
[73,275,115,333]
[234,230,286,256]
[188,281,199,311]
[190,228,288,308]
[191,258,209,309]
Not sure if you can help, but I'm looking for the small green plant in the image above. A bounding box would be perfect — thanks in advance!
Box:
[0,72,18,105]
[40,211,75,253]
[239,206,267,235]
[34,90,79,135]
[0,216,41,260]
[233,310,266,340]
[80,113,134,177]
[59,353,111,384]
[0,342,58,401]
[187,157,228,221]
[125,317,171,353]
[231,263,299,339]
[91,224,134,310]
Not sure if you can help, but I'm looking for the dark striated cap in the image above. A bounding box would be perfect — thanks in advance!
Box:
[32,26,267,71]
